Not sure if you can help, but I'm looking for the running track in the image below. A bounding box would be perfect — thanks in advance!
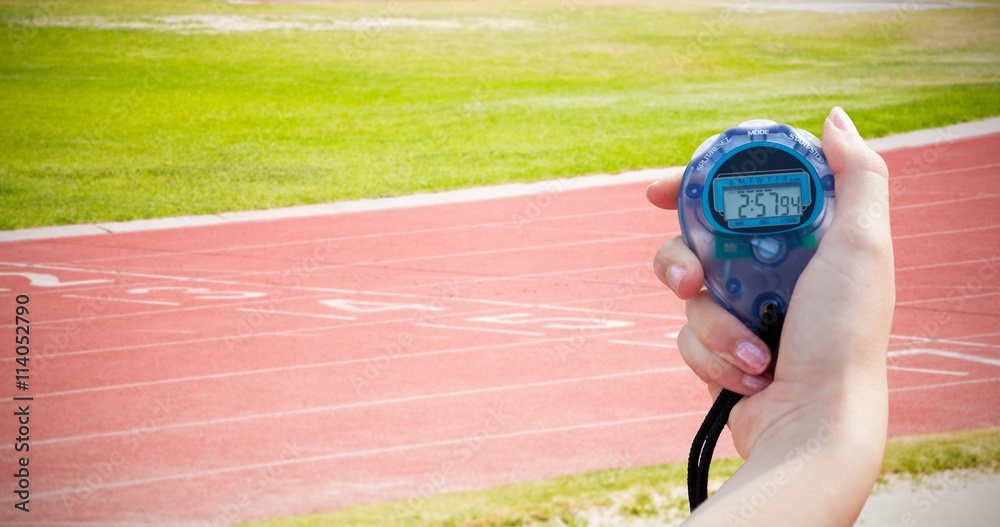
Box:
[0,128,999,526]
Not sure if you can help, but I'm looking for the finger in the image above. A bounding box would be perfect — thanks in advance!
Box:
[707,382,723,401]
[780,107,896,374]
[820,107,893,262]
[678,325,772,396]
[653,236,705,299]
[645,170,684,210]
[685,292,772,376]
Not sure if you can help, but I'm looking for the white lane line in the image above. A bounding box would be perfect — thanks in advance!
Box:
[890,376,1000,393]
[28,325,675,397]
[896,284,1000,292]
[6,290,683,360]
[378,290,684,321]
[2,289,351,328]
[887,365,968,376]
[894,224,1000,240]
[892,161,1000,181]
[895,290,1000,307]
[895,256,998,272]
[56,205,656,267]
[888,348,1000,368]
[890,333,1000,349]
[0,267,682,346]
[379,260,657,292]
[16,297,576,359]
[62,294,181,306]
[608,339,676,349]
[537,302,685,320]
[32,409,706,498]
[1,301,529,359]
[0,253,685,329]
[893,193,1000,211]
[235,308,356,321]
[254,231,647,274]
[36,367,687,446]
[6,230,654,280]
[17,324,338,360]
[414,323,545,336]
[329,233,655,271]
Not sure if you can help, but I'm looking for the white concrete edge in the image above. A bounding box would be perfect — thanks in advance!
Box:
[864,117,1000,152]
[3,117,998,244]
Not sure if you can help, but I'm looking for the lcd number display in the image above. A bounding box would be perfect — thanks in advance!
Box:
[713,171,809,229]
[722,183,801,220]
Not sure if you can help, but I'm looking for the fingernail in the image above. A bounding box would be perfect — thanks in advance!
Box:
[666,264,685,292]
[830,106,858,134]
[645,180,658,202]
[733,341,769,372]
[742,374,771,392]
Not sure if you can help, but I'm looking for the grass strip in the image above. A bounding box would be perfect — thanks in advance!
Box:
[1,1,999,228]
[237,427,1000,526]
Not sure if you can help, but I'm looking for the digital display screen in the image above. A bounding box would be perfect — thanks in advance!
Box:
[722,183,802,220]
[712,171,810,229]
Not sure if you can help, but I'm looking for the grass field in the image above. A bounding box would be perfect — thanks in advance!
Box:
[236,428,1000,527]
[1,0,999,229]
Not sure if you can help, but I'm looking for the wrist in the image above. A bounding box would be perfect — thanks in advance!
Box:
[688,408,886,527]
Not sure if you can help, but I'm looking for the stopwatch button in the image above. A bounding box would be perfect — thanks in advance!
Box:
[737,119,776,129]
[691,134,721,161]
[822,174,835,191]
[750,236,786,265]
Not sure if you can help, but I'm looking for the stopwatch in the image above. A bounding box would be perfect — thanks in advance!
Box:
[678,119,835,331]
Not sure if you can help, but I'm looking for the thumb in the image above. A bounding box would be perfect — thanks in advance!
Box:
[820,107,893,260]
[772,108,895,384]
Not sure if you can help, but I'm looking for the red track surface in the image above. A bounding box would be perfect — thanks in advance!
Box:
[0,135,999,526]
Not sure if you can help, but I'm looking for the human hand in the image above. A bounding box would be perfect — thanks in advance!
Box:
[649,107,895,525]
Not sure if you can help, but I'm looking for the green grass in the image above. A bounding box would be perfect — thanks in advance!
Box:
[235,428,1000,527]
[1,0,999,228]
[881,427,1000,479]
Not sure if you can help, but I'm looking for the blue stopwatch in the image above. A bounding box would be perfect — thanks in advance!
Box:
[678,120,835,331]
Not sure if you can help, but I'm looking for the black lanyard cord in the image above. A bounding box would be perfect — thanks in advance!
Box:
[687,303,785,511]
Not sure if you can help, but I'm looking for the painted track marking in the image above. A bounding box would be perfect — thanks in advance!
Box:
[62,294,181,306]
[414,322,545,336]
[36,368,688,446]
[33,411,708,499]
